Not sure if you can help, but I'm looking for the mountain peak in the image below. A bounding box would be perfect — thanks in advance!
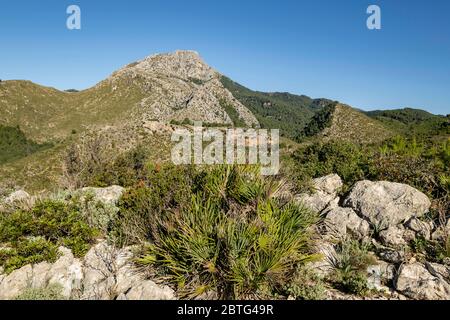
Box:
[119,50,215,81]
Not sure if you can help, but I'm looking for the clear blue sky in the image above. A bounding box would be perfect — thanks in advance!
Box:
[1,0,449,115]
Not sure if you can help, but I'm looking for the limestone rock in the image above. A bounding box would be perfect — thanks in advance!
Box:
[395,263,450,300]
[118,280,175,300]
[295,175,342,213]
[366,261,395,293]
[343,181,431,226]
[78,186,125,205]
[46,247,84,298]
[312,174,343,196]
[4,190,30,204]
[405,217,432,240]
[379,226,408,248]
[426,262,450,281]
[323,206,370,239]
[0,265,33,300]
[82,242,118,300]
[378,249,407,264]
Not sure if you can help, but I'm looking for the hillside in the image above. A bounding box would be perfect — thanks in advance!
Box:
[301,104,394,144]
[220,76,332,139]
[366,108,449,140]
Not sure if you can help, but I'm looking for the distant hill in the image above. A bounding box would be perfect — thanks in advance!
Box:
[366,108,449,139]
[220,76,333,139]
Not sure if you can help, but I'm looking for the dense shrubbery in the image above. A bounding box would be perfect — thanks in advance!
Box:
[124,165,319,299]
[0,125,52,164]
[111,165,196,246]
[0,199,98,273]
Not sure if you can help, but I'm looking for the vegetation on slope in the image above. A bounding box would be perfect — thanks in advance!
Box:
[0,125,52,164]
[220,76,331,139]
[301,104,394,144]
[366,108,449,140]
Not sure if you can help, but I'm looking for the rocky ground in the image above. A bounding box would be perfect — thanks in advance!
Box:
[1,176,449,300]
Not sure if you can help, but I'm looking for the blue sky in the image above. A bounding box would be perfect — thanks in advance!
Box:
[0,0,449,115]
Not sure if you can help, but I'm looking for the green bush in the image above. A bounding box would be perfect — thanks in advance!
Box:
[111,165,196,246]
[0,125,52,164]
[15,284,65,300]
[0,199,98,273]
[284,267,326,300]
[136,165,319,299]
[0,238,59,274]
[330,238,376,296]
[291,141,373,189]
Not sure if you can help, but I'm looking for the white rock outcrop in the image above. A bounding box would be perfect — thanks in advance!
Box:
[343,180,431,226]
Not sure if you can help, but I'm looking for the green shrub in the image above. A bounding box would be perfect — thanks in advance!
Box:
[15,284,65,300]
[136,165,319,299]
[111,165,196,246]
[330,238,376,296]
[292,141,373,189]
[0,238,59,274]
[0,125,53,164]
[0,199,98,273]
[284,267,326,300]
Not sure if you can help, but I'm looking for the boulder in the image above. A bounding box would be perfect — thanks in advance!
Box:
[0,265,33,300]
[395,263,450,300]
[379,226,408,248]
[78,186,125,205]
[367,261,395,292]
[117,280,175,300]
[405,218,432,240]
[296,174,342,213]
[4,190,31,204]
[323,207,370,239]
[312,174,343,196]
[82,242,118,300]
[46,247,84,298]
[343,181,431,227]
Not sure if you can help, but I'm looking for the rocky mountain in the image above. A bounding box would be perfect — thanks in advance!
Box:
[0,51,258,142]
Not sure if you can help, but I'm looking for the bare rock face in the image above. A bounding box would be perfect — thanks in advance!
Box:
[343,181,431,227]
[323,206,370,239]
[395,263,450,300]
[296,174,343,213]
